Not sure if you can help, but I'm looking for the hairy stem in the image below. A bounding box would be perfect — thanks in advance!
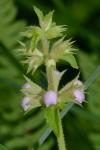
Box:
[41,31,48,57]
[57,110,67,150]
[41,29,67,150]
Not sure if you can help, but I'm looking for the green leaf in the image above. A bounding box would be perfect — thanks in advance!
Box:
[39,103,74,145]
[0,144,8,150]
[21,26,42,50]
[30,26,42,50]
[26,56,43,74]
[21,29,33,38]
[44,11,54,30]
[33,6,44,27]
[0,0,25,49]
[51,38,73,56]
[46,25,66,39]
[23,49,44,73]
[50,38,78,68]
[44,106,60,136]
[61,54,78,69]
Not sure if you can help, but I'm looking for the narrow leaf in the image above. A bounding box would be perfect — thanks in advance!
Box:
[39,103,74,145]
[44,11,54,30]
[44,106,60,136]
[33,6,44,27]
[61,54,78,69]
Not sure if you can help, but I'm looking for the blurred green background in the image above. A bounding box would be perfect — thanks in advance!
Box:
[0,0,100,150]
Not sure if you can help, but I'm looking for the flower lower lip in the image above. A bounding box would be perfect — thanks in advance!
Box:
[73,89,85,103]
[43,91,57,107]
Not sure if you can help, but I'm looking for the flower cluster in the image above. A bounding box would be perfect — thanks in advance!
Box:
[21,72,85,111]
[20,7,85,112]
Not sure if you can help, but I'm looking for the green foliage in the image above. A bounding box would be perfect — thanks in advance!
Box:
[44,106,60,136]
[0,1,54,150]
[50,38,78,69]
[78,51,100,150]
[0,144,8,150]
[0,0,100,150]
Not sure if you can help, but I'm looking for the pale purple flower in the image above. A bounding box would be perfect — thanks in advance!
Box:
[73,89,85,103]
[22,83,31,89]
[21,97,30,111]
[43,91,57,107]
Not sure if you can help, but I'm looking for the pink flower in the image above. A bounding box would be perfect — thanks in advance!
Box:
[73,89,85,104]
[43,91,57,107]
[21,97,30,111]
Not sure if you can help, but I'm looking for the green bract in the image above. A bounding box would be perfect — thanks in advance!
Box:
[19,7,78,74]
[22,76,43,110]
[50,38,78,68]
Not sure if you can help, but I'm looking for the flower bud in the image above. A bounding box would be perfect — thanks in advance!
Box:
[43,91,57,107]
[73,89,85,104]
[21,97,30,111]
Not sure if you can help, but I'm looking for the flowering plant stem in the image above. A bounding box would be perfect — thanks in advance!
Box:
[42,31,67,150]
[20,7,85,150]
[57,110,67,150]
